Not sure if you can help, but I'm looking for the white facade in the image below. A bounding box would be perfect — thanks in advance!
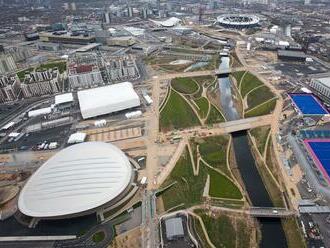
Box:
[18,142,133,218]
[310,77,330,101]
[0,54,16,74]
[55,93,74,105]
[68,70,103,89]
[78,82,140,119]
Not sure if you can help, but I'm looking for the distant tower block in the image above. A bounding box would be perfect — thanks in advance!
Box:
[128,6,133,17]
[71,2,76,11]
[305,0,311,5]
[104,12,111,24]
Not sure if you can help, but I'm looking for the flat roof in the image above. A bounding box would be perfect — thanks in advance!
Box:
[304,139,330,184]
[55,93,74,105]
[18,142,132,218]
[314,77,330,88]
[77,82,140,119]
[289,93,329,115]
[165,217,184,239]
[278,50,306,58]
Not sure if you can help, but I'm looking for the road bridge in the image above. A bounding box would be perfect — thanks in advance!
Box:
[249,207,296,218]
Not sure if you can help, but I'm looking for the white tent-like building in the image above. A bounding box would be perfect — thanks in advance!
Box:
[77,82,140,119]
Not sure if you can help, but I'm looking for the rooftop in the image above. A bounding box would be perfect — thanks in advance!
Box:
[18,142,133,218]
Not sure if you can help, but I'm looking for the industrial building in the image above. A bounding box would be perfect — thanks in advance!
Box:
[165,217,184,240]
[310,77,330,102]
[77,82,140,119]
[18,142,135,223]
[39,32,96,45]
[277,50,307,62]
[55,93,74,110]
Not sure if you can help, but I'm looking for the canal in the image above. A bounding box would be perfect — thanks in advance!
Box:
[218,56,287,247]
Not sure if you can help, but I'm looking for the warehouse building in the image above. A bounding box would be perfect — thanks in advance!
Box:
[77,82,140,119]
[277,50,307,62]
[18,142,136,225]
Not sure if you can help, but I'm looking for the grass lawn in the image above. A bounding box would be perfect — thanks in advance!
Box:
[246,86,274,111]
[231,71,246,87]
[36,61,67,74]
[194,97,209,119]
[198,135,230,176]
[17,68,34,80]
[240,72,263,98]
[205,161,242,199]
[160,90,200,131]
[192,216,212,248]
[193,75,216,86]
[282,218,306,248]
[196,211,248,248]
[161,147,207,210]
[171,77,199,94]
[92,231,105,243]
[206,105,225,125]
[244,98,277,118]
[249,126,271,155]
[161,145,241,210]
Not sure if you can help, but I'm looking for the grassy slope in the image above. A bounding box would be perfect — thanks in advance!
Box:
[206,105,225,125]
[194,97,209,119]
[249,126,271,155]
[245,98,277,118]
[240,72,263,98]
[160,90,200,131]
[246,86,275,111]
[171,77,199,94]
[199,135,230,176]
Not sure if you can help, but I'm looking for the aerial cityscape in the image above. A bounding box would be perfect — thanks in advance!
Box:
[0,0,330,247]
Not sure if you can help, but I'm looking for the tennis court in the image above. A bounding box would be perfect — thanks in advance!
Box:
[289,93,329,115]
[304,139,330,183]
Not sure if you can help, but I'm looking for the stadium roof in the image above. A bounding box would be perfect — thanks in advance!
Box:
[78,82,140,119]
[18,142,133,218]
[151,17,181,27]
[314,77,330,88]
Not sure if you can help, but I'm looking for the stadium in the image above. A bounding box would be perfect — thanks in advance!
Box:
[217,14,260,29]
[18,142,137,223]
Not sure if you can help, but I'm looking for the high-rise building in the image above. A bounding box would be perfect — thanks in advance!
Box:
[104,12,111,24]
[305,0,311,5]
[68,64,103,89]
[0,54,16,74]
[21,69,61,98]
[0,75,21,103]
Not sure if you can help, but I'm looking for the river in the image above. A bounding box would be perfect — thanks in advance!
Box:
[217,56,287,247]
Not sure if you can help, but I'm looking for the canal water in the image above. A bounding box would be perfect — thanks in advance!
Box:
[218,56,287,247]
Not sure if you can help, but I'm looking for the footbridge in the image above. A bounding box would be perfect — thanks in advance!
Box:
[215,66,245,76]
[249,207,297,218]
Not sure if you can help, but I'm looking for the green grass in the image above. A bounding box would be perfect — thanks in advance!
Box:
[244,98,277,118]
[192,217,212,248]
[171,77,199,94]
[231,71,246,87]
[161,147,207,210]
[92,231,105,243]
[198,135,230,176]
[160,90,200,131]
[206,105,225,125]
[240,72,263,98]
[204,161,242,199]
[196,212,237,248]
[17,68,34,80]
[36,61,67,74]
[192,75,216,86]
[282,218,306,248]
[194,97,209,119]
[249,126,271,155]
[161,145,242,210]
[246,86,275,111]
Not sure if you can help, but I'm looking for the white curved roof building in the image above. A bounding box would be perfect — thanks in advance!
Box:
[18,142,133,218]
